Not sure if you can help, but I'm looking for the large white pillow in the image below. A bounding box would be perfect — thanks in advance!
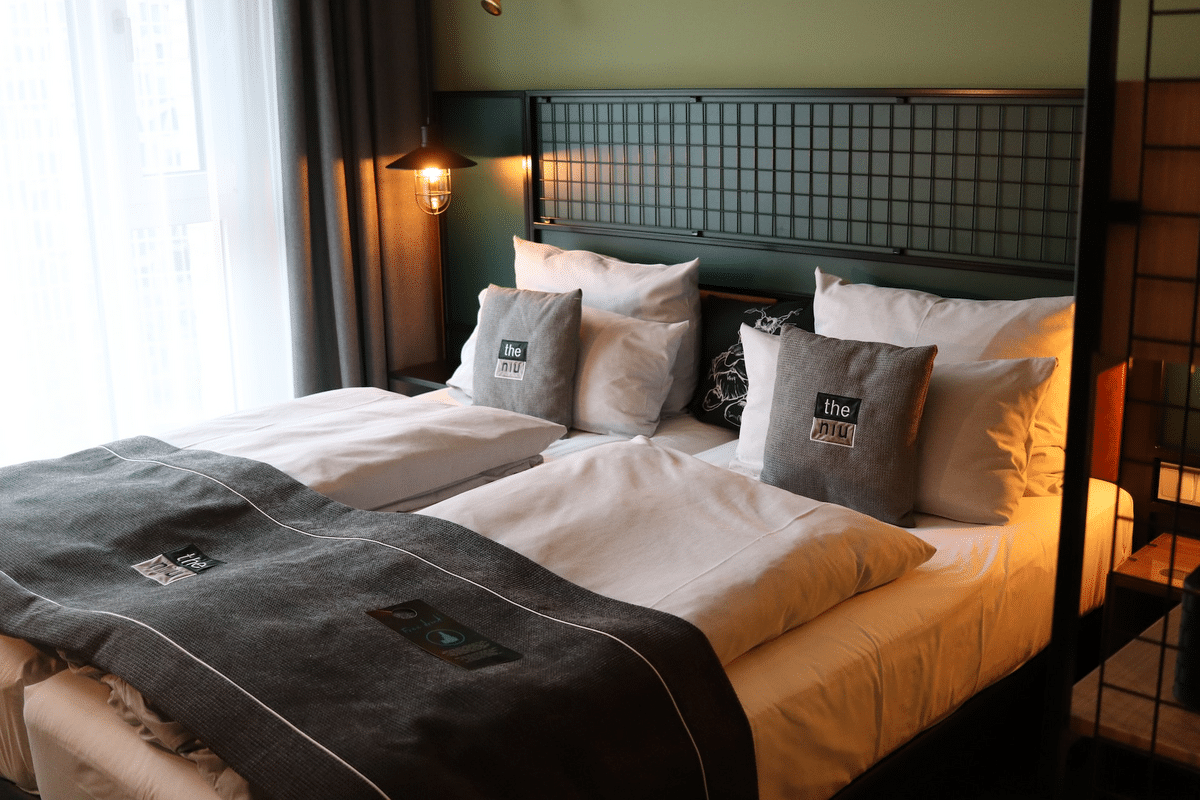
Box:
[512,237,701,413]
[811,268,1074,496]
[733,324,1058,524]
[447,293,687,437]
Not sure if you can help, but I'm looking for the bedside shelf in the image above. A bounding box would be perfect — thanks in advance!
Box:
[1072,608,1200,772]
[388,360,454,395]
[1113,533,1200,599]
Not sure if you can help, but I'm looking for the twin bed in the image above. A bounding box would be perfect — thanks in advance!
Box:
[0,237,1132,799]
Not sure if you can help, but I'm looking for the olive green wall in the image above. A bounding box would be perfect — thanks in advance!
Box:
[431,0,1093,91]
[427,1,1200,363]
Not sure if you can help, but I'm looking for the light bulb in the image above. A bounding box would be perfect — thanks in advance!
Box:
[414,167,452,215]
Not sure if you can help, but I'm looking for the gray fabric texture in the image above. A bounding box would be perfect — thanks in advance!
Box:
[760,326,936,527]
[472,285,582,429]
[276,0,440,395]
[0,438,757,800]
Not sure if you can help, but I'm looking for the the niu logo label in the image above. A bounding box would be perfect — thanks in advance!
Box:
[132,544,224,586]
[495,339,528,381]
[811,392,861,448]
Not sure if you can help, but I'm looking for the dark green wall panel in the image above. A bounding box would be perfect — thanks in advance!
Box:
[440,93,528,360]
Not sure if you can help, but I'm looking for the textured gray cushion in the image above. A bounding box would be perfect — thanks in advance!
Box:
[760,326,936,527]
[471,285,582,429]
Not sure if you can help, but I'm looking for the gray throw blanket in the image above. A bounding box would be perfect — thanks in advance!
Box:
[0,437,757,799]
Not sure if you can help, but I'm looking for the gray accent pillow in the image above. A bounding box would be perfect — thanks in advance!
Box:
[760,326,937,527]
[471,285,582,430]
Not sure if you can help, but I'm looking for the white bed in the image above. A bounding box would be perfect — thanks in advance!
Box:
[0,248,1133,800]
[0,391,735,797]
[11,440,1130,800]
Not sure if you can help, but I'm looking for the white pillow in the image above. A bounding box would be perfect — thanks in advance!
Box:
[512,237,701,414]
[447,293,687,437]
[446,288,488,398]
[575,307,687,436]
[733,324,1059,524]
[812,268,1074,495]
[730,325,782,480]
[915,356,1056,523]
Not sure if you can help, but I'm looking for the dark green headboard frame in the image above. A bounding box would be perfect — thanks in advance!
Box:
[437,89,1082,362]
[532,88,1082,276]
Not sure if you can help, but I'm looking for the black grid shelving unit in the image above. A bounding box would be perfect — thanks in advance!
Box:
[1055,1,1200,798]
[531,90,1083,277]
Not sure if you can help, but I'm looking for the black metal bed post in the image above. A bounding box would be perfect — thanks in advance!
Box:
[1040,0,1122,795]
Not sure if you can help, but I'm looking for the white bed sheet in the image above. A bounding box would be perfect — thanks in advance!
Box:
[11,459,1131,800]
[728,476,1130,799]
[425,386,738,460]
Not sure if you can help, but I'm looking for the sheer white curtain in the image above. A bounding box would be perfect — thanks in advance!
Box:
[0,0,292,466]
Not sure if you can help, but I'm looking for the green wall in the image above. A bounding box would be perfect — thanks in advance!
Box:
[432,0,1092,91]
[428,1,1200,364]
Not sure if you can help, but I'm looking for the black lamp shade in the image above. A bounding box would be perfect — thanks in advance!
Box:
[387,145,476,172]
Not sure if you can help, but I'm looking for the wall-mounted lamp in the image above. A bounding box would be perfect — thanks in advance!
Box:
[386,127,476,215]
[482,0,501,15]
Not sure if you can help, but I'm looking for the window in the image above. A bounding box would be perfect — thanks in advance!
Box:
[0,0,291,465]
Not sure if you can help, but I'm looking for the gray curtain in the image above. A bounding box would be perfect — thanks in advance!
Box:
[274,0,443,396]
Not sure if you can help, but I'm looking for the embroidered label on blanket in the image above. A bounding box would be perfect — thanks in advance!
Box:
[810,392,861,448]
[494,339,528,381]
[132,544,224,586]
[369,600,521,670]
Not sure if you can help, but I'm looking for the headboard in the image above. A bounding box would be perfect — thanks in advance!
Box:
[436,88,1114,478]
[527,88,1082,298]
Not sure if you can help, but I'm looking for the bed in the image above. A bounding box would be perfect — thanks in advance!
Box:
[0,240,1133,800]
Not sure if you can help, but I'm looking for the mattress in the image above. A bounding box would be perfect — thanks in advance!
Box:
[8,454,1131,800]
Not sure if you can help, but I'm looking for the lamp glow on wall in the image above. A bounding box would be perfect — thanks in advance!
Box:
[386,127,476,215]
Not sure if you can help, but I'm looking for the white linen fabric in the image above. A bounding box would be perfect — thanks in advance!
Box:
[731,324,783,480]
[0,635,63,792]
[448,297,689,437]
[158,387,566,512]
[916,357,1057,523]
[574,306,688,435]
[727,478,1132,800]
[24,672,236,800]
[734,325,1060,524]
[376,385,742,466]
[422,437,937,666]
[512,236,702,413]
[811,268,1074,496]
[11,477,1132,800]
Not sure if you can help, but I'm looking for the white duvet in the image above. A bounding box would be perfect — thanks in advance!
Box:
[159,387,567,511]
[421,436,937,665]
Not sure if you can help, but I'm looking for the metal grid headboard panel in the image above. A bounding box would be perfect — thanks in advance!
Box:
[533,90,1083,275]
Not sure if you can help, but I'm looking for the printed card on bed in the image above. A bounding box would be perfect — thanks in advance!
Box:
[760,326,936,527]
[471,285,582,429]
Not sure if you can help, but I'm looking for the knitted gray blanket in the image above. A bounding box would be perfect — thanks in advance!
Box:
[0,437,756,799]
